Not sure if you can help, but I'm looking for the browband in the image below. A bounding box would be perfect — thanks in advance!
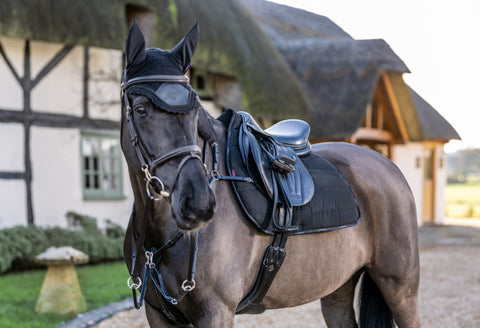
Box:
[124,74,190,89]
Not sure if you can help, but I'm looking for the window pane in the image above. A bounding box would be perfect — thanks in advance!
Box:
[82,138,93,156]
[93,174,99,188]
[111,174,119,189]
[103,174,110,190]
[81,132,123,199]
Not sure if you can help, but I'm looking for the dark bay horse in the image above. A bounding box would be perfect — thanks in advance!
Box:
[121,21,420,328]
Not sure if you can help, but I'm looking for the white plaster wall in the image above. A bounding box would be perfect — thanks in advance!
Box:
[88,47,123,121]
[0,180,26,228]
[31,42,83,116]
[0,123,24,171]
[392,143,424,227]
[0,122,24,226]
[0,37,23,110]
[434,144,446,224]
[30,126,133,228]
[201,100,222,118]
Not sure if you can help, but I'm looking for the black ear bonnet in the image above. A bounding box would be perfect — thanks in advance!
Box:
[123,21,200,113]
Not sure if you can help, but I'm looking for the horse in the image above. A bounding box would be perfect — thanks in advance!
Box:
[120,21,420,328]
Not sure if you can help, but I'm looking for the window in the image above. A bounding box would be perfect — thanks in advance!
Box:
[81,131,124,200]
[189,67,211,99]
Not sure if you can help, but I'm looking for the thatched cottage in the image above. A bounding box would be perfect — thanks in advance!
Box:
[0,0,459,228]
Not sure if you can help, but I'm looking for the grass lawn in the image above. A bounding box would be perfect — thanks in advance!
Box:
[446,181,480,218]
[0,261,130,328]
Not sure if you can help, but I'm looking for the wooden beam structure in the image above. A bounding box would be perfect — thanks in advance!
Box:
[0,39,119,225]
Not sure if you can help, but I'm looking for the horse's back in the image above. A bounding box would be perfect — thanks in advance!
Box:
[312,142,419,272]
[312,142,416,215]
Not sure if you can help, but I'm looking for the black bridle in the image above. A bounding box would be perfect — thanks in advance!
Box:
[121,73,205,313]
[121,73,204,200]
[121,73,252,321]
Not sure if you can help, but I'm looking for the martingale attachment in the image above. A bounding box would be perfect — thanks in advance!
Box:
[128,230,199,310]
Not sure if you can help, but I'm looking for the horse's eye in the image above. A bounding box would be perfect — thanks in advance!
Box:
[134,106,146,115]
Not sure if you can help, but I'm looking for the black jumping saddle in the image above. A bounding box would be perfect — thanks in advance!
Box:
[219,109,360,236]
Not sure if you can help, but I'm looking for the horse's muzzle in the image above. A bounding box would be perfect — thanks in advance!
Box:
[172,185,216,231]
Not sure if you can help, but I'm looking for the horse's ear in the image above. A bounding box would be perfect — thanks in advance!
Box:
[171,22,199,73]
[125,19,146,67]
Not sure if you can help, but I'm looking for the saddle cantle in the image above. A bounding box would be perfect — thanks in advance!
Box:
[240,111,311,156]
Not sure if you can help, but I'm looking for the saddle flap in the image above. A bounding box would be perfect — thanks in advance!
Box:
[276,150,315,206]
[239,121,275,198]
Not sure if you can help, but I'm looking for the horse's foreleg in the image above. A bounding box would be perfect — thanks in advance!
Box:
[145,302,178,328]
[320,276,359,328]
[192,303,235,328]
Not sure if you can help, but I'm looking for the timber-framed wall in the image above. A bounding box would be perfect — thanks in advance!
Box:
[0,38,120,225]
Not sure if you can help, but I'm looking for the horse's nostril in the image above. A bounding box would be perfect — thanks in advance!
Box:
[183,192,215,221]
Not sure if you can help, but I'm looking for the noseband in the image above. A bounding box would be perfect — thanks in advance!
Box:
[121,74,204,200]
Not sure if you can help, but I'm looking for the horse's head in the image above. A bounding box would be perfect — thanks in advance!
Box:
[121,21,215,231]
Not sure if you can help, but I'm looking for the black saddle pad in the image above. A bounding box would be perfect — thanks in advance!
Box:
[220,109,361,235]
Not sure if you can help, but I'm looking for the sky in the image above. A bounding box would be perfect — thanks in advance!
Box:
[269,0,479,152]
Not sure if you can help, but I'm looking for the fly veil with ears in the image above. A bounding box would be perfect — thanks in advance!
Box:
[121,21,207,199]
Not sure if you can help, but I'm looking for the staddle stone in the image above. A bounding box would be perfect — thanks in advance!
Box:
[35,246,89,315]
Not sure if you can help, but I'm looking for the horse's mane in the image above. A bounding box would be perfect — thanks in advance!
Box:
[197,106,218,144]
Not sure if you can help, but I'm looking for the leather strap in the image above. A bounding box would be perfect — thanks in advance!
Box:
[150,145,202,171]
[235,232,288,314]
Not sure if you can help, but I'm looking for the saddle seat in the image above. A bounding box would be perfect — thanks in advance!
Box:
[239,111,311,156]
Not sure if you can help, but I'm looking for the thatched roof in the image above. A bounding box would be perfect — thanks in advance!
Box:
[0,0,309,120]
[409,87,461,141]
[0,0,457,143]
[0,0,126,49]
[241,0,413,140]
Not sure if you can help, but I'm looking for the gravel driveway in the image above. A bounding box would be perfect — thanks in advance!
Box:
[92,224,480,328]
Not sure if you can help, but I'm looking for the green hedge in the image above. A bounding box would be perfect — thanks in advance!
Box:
[0,212,125,274]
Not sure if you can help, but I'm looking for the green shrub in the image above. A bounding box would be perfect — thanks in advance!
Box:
[0,213,125,274]
[105,219,125,239]
[0,225,49,273]
[66,211,100,234]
